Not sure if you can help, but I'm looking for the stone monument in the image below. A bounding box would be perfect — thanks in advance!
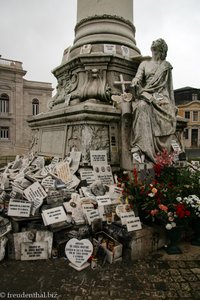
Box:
[28,0,186,170]
[28,0,141,170]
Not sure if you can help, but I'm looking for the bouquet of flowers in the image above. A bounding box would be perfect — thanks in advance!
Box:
[176,195,200,219]
[142,183,191,230]
[117,149,196,230]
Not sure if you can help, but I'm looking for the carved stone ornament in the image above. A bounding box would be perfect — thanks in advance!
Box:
[75,14,135,32]
[77,68,111,102]
[66,125,110,162]
[50,72,78,108]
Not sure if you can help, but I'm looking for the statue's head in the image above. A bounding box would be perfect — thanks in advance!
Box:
[151,38,168,60]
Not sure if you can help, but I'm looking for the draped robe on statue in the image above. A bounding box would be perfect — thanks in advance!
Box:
[131,59,177,162]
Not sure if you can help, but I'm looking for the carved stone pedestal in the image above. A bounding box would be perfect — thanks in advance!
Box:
[28,101,121,168]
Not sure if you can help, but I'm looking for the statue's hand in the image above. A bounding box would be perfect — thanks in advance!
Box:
[130,78,139,87]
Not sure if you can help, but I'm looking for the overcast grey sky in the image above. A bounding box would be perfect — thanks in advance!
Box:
[1,0,200,92]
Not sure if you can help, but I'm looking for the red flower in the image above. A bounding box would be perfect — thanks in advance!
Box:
[154,163,162,177]
[176,203,190,219]
[185,210,191,217]
[133,167,138,184]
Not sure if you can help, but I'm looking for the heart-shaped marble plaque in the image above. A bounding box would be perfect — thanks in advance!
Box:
[65,238,93,267]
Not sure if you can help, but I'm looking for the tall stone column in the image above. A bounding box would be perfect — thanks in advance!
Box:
[70,0,140,59]
[77,0,133,22]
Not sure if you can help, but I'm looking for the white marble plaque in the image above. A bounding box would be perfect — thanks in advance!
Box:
[21,242,48,260]
[93,165,114,185]
[109,185,123,201]
[51,156,60,165]
[120,211,135,226]
[104,44,116,54]
[42,164,54,175]
[42,206,67,226]
[0,173,9,190]
[69,151,82,174]
[81,187,96,200]
[171,140,181,152]
[46,190,63,204]
[71,193,80,203]
[65,175,80,190]
[98,206,106,221]
[13,230,52,260]
[0,217,12,238]
[36,231,53,258]
[90,150,108,166]
[80,44,92,54]
[31,197,43,216]
[65,238,93,267]
[10,185,24,199]
[56,162,72,183]
[11,155,21,169]
[79,168,96,184]
[13,231,33,260]
[8,199,32,218]
[121,45,130,57]
[32,156,45,169]
[132,152,142,163]
[85,209,100,225]
[0,236,7,262]
[24,182,47,202]
[116,204,132,217]
[82,203,94,215]
[126,217,142,232]
[63,197,85,225]
[96,195,112,206]
[41,176,55,190]
[72,209,85,225]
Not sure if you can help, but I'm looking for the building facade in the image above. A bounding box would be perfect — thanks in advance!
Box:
[174,87,200,149]
[0,56,53,157]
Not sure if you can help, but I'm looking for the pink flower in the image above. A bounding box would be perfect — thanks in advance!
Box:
[151,209,158,216]
[158,204,168,212]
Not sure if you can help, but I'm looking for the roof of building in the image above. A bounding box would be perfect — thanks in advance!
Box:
[174,86,200,92]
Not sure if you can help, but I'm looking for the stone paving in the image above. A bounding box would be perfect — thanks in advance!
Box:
[0,243,200,300]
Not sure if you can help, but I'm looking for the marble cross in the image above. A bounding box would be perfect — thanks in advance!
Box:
[112,74,132,105]
[114,74,132,94]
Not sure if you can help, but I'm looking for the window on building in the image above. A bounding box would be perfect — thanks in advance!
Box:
[191,129,198,147]
[192,93,198,101]
[32,98,39,115]
[0,127,9,139]
[0,93,9,113]
[193,111,198,122]
[184,128,189,139]
[185,111,190,119]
